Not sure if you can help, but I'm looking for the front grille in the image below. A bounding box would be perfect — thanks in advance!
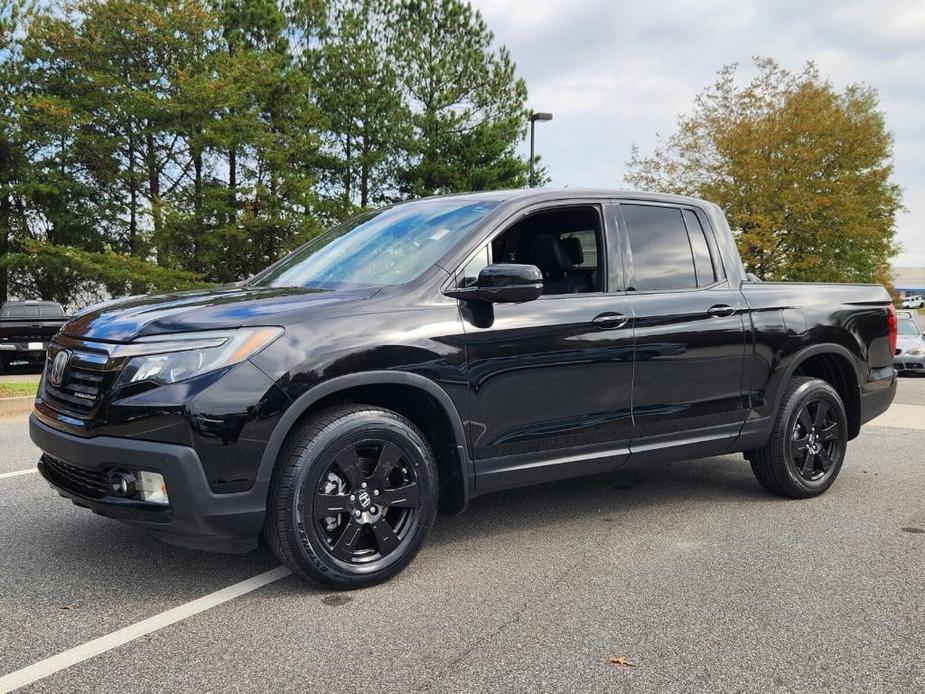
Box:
[43,364,105,415]
[41,454,109,498]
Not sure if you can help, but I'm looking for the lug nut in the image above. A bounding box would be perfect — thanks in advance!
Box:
[370,506,377,514]
[353,510,361,518]
[349,494,355,501]
[361,482,368,489]
[373,489,380,496]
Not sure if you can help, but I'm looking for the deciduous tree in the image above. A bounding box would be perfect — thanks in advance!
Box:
[626,59,902,283]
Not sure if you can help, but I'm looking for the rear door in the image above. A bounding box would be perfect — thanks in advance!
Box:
[616,202,749,459]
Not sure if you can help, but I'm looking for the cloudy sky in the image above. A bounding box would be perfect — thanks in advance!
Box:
[472,0,925,267]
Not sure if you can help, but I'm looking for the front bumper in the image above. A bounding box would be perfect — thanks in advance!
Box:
[30,415,266,553]
[894,357,924,373]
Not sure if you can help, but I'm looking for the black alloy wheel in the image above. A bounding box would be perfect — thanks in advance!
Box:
[787,397,843,483]
[311,439,421,565]
[266,405,438,589]
[749,376,848,498]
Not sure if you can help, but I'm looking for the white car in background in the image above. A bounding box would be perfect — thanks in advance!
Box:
[901,294,924,309]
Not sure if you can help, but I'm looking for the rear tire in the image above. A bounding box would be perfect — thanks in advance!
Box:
[265,405,438,589]
[749,377,848,499]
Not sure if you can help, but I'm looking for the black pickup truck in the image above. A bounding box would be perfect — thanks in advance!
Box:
[29,190,897,588]
[0,300,67,374]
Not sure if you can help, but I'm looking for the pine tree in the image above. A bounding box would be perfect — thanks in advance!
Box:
[0,0,28,303]
[313,0,409,218]
[1,0,540,307]
[390,0,530,197]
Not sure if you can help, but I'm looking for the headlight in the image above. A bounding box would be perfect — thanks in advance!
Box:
[906,347,925,356]
[113,327,283,388]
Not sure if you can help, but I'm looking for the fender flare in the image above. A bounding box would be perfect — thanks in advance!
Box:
[772,342,862,430]
[254,371,473,511]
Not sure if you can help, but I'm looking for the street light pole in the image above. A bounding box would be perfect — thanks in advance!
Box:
[529,111,553,188]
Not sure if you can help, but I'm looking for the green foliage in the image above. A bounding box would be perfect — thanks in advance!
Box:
[0,239,206,304]
[313,0,409,218]
[626,58,902,284]
[390,0,529,196]
[0,0,534,309]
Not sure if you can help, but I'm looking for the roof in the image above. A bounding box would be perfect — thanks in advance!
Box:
[412,187,715,210]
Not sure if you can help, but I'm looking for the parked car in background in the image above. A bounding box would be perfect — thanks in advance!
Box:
[894,310,925,375]
[29,189,897,589]
[0,301,67,374]
[901,294,924,309]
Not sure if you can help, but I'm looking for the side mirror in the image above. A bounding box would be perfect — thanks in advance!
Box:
[445,263,543,303]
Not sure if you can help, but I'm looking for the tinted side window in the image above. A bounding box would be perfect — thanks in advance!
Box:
[682,210,715,286]
[622,205,696,291]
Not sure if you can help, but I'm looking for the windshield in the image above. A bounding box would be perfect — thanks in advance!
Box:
[898,318,921,336]
[250,199,501,290]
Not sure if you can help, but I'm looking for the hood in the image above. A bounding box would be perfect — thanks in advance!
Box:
[62,285,380,342]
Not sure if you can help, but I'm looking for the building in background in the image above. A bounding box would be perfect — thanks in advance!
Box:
[894,267,925,293]
[894,267,925,310]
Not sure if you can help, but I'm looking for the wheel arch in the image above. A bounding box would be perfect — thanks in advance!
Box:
[256,372,473,515]
[778,343,862,440]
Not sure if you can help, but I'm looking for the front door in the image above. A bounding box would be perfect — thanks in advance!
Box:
[456,203,636,493]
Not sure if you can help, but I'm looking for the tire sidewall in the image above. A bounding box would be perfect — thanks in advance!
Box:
[780,380,848,494]
[285,411,438,585]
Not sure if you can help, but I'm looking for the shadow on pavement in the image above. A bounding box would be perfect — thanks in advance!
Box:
[10,453,765,598]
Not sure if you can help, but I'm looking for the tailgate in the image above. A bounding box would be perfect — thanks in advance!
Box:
[0,320,65,344]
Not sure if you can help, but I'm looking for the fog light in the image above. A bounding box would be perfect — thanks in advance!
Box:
[137,471,168,505]
[110,471,136,497]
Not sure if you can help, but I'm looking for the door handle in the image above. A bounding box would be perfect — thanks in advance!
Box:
[592,312,629,329]
[707,304,736,318]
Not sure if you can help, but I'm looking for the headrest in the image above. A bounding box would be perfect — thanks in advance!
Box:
[559,236,584,265]
[529,234,573,274]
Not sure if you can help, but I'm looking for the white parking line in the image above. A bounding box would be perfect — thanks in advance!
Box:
[0,469,37,480]
[0,565,292,693]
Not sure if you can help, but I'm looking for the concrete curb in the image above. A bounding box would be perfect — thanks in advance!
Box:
[0,396,35,417]
[869,403,925,431]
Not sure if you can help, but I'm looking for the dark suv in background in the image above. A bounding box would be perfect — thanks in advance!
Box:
[30,189,897,588]
[0,300,67,373]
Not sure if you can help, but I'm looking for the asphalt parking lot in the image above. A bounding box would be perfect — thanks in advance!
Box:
[1,379,923,693]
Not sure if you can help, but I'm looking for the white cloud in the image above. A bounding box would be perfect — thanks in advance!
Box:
[472,0,925,265]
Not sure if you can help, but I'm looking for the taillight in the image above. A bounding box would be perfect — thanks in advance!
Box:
[887,304,898,356]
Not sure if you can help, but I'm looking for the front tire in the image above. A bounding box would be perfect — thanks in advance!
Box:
[749,377,848,498]
[265,405,438,589]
